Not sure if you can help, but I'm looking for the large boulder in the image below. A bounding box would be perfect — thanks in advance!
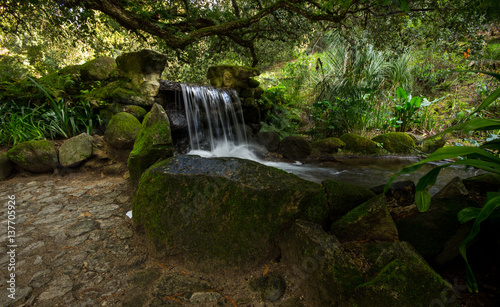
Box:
[279,136,312,160]
[59,133,93,167]
[115,49,167,106]
[207,65,260,91]
[311,137,346,154]
[279,221,453,306]
[331,194,399,242]
[278,220,363,306]
[372,132,415,154]
[463,173,500,197]
[254,131,281,152]
[347,241,455,307]
[322,180,376,221]
[128,103,174,182]
[132,155,328,266]
[0,152,13,180]
[79,56,117,81]
[7,140,58,173]
[104,112,142,149]
[340,133,379,154]
[395,197,476,261]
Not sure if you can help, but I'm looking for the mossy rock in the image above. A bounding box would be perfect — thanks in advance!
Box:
[463,173,500,196]
[339,133,379,154]
[207,65,260,89]
[132,155,328,267]
[421,134,448,153]
[104,112,142,149]
[331,194,399,242]
[128,103,174,182]
[278,220,363,306]
[311,138,346,154]
[322,180,376,221]
[122,105,148,122]
[372,132,415,154]
[353,248,454,306]
[59,133,93,167]
[79,56,117,81]
[279,136,312,160]
[0,152,14,180]
[7,140,58,173]
[395,197,476,260]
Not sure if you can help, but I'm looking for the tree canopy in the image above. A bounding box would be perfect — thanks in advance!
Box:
[1,0,497,72]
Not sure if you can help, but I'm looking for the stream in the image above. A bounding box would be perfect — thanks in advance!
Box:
[188,143,484,195]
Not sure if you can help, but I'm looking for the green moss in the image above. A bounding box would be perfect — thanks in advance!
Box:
[132,156,328,264]
[104,112,141,149]
[354,257,453,306]
[339,133,379,154]
[128,105,174,182]
[372,132,416,154]
[311,138,346,154]
[322,180,375,221]
[7,140,58,173]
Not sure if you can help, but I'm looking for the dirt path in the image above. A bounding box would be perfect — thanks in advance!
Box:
[0,172,273,307]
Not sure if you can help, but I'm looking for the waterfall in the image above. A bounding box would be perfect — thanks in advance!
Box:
[179,83,248,152]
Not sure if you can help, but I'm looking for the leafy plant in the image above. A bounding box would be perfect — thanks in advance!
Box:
[0,102,48,145]
[385,71,500,293]
[27,76,101,138]
[388,87,444,132]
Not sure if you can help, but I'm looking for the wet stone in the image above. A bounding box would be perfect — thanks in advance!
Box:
[20,241,45,255]
[69,189,88,197]
[33,255,43,265]
[89,230,112,242]
[29,269,52,288]
[38,275,73,301]
[39,194,65,203]
[116,224,134,239]
[190,292,222,304]
[89,204,120,219]
[37,203,63,216]
[68,233,90,246]
[63,262,83,275]
[67,219,100,237]
[32,214,64,225]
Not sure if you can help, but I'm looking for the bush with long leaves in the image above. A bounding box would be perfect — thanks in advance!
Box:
[385,71,500,293]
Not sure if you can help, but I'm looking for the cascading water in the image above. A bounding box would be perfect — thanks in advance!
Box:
[180,83,248,152]
[178,83,483,192]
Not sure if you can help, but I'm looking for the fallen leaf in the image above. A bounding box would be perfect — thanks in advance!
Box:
[263,264,269,276]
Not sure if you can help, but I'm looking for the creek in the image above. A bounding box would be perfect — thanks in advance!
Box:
[178,83,482,194]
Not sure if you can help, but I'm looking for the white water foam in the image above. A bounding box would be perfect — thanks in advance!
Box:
[188,142,342,184]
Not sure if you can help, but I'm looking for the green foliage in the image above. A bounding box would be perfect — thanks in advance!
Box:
[0,76,101,145]
[385,71,500,293]
[258,85,303,138]
[0,102,47,146]
[387,87,445,132]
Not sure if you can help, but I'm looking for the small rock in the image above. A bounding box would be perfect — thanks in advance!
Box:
[190,292,222,303]
[115,224,134,239]
[249,273,286,302]
[59,133,93,167]
[67,219,100,237]
[433,176,468,199]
